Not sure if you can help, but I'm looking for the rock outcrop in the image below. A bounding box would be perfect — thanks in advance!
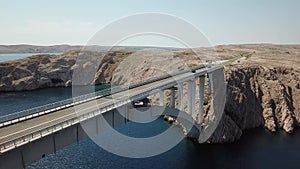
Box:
[0,54,75,91]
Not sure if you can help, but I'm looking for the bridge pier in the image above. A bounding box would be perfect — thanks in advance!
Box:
[198,76,205,124]
[159,90,165,106]
[98,110,114,132]
[0,147,24,169]
[187,79,196,116]
[78,117,98,140]
[118,105,129,124]
[54,125,77,151]
[177,83,183,110]
[22,134,55,167]
[208,73,213,94]
[207,62,214,94]
[169,87,176,108]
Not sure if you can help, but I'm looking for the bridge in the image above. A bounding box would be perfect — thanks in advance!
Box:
[0,63,226,169]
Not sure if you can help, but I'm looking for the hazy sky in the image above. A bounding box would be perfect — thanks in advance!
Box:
[0,0,299,46]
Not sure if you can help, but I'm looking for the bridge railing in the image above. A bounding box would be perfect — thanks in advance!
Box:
[0,86,116,124]
[0,64,207,125]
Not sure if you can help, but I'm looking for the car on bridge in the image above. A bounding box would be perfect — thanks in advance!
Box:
[132,98,151,107]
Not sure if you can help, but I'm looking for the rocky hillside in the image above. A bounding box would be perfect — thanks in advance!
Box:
[0,50,135,91]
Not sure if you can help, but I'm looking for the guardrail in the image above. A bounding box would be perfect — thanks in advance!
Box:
[0,94,133,153]
[0,64,207,126]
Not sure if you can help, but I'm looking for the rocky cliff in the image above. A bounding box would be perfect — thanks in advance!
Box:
[209,65,300,143]
[207,44,300,142]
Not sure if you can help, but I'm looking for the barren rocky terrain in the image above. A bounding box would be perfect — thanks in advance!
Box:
[211,44,300,142]
[0,44,299,143]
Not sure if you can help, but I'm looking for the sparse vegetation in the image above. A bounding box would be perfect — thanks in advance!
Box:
[187,63,199,68]
[203,99,209,106]
[241,52,254,60]
[112,50,134,63]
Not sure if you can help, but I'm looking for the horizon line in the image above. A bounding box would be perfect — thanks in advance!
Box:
[1,42,300,48]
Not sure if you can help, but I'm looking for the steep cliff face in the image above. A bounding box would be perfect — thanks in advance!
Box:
[209,65,300,143]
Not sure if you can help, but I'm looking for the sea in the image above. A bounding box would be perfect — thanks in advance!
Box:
[0,53,62,62]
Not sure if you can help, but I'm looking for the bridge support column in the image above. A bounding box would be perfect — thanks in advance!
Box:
[177,83,183,110]
[170,87,176,108]
[188,79,196,116]
[207,61,214,94]
[124,104,129,123]
[159,90,165,106]
[198,76,205,124]
[208,73,214,94]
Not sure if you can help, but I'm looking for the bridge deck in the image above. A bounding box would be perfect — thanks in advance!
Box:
[0,68,209,148]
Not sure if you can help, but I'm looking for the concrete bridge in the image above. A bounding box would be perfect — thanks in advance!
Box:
[0,63,225,169]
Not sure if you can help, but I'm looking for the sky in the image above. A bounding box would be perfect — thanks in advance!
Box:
[0,0,300,47]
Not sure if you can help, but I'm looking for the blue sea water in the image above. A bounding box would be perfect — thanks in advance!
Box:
[0,53,62,62]
[0,85,110,116]
[26,120,300,169]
